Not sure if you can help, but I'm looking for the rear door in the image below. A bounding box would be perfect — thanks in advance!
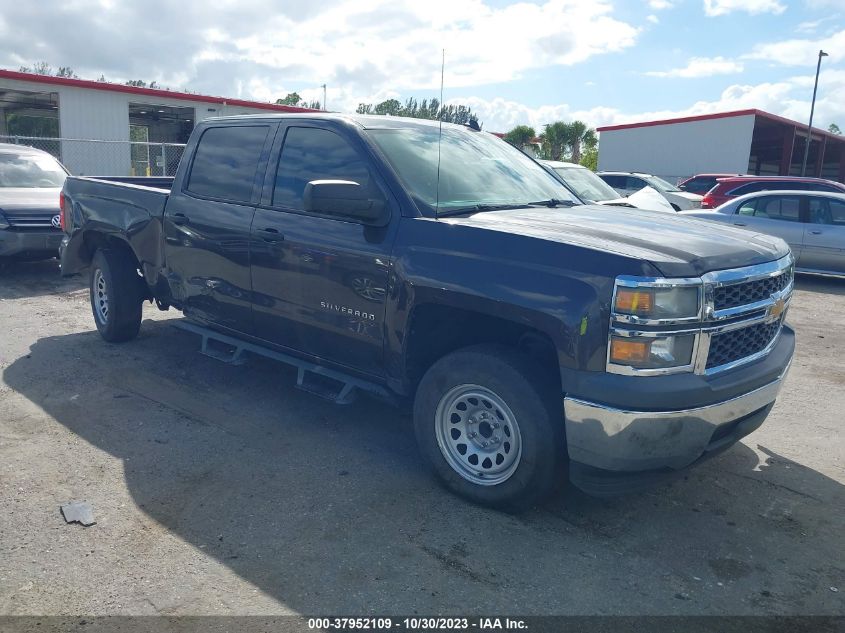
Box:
[163,123,274,332]
[802,196,845,274]
[730,194,805,259]
[249,123,398,376]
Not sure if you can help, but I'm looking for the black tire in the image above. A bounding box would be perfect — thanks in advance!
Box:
[89,248,143,342]
[413,344,565,512]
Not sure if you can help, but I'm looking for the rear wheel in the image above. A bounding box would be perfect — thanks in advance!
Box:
[413,345,564,512]
[89,249,143,342]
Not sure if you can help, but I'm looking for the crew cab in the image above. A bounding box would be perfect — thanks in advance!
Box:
[59,114,795,510]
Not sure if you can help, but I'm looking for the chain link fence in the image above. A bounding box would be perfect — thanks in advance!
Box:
[0,135,186,178]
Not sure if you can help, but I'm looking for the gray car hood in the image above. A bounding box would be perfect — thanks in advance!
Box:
[0,187,62,216]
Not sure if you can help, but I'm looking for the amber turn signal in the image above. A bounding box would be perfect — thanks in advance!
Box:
[609,338,651,364]
[614,288,654,315]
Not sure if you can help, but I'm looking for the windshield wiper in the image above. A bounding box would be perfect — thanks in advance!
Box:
[437,203,523,217]
[524,198,577,208]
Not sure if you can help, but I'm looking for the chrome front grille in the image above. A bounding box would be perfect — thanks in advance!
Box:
[705,319,782,370]
[6,214,60,230]
[713,273,791,312]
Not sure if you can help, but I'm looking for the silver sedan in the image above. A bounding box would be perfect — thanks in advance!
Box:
[681,190,845,276]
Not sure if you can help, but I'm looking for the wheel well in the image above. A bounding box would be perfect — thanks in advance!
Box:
[81,232,150,299]
[405,304,561,394]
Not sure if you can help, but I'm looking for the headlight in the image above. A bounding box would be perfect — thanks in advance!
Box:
[609,334,696,370]
[608,276,703,375]
[614,284,700,320]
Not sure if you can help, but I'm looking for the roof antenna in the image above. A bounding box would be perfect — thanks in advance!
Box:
[435,48,445,217]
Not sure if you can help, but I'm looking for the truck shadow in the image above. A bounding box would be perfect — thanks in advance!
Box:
[3,319,844,615]
[794,274,845,296]
[0,259,85,299]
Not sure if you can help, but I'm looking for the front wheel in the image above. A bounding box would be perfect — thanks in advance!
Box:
[89,249,143,342]
[413,345,564,512]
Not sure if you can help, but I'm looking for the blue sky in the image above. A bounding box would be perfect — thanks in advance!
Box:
[0,0,843,133]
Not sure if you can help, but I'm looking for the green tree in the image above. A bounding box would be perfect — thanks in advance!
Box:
[125,80,147,87]
[276,92,302,106]
[540,121,569,161]
[580,146,598,171]
[56,67,78,78]
[19,61,53,75]
[503,125,536,150]
[829,123,841,135]
[567,120,597,164]
[355,97,479,126]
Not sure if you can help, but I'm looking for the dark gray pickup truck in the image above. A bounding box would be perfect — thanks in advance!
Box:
[60,114,795,510]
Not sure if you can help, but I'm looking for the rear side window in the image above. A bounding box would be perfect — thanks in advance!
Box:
[753,195,801,222]
[273,127,372,210]
[600,175,624,188]
[807,183,844,193]
[682,177,716,194]
[186,126,269,203]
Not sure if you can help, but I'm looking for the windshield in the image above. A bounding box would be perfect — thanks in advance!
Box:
[643,175,680,193]
[367,126,579,214]
[553,166,619,202]
[0,152,68,188]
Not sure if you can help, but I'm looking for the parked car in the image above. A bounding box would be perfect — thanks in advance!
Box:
[678,173,742,195]
[0,143,69,262]
[682,190,845,276]
[598,171,703,210]
[542,161,676,212]
[60,114,794,511]
[701,175,845,209]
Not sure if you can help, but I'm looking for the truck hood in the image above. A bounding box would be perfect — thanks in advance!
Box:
[442,205,789,277]
[0,187,61,215]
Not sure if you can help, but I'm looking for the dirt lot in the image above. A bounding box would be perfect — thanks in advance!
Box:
[0,259,843,617]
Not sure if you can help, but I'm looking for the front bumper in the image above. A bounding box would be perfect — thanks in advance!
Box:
[0,229,63,258]
[564,326,793,496]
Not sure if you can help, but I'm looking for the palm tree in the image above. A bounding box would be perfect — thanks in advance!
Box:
[567,120,597,164]
[504,125,536,151]
[541,122,570,161]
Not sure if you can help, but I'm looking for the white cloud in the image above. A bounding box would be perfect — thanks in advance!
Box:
[462,70,845,134]
[646,56,744,78]
[745,28,845,65]
[648,0,674,9]
[0,0,640,114]
[703,0,786,16]
[647,14,660,23]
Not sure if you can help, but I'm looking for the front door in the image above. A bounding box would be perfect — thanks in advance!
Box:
[250,124,397,376]
[802,196,845,274]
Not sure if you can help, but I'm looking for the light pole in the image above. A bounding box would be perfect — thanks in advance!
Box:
[800,49,828,177]
[321,84,327,111]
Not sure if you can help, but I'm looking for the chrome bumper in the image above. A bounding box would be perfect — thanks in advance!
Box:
[564,360,791,472]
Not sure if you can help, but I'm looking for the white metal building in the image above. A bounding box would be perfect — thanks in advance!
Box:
[597,109,845,184]
[0,69,313,176]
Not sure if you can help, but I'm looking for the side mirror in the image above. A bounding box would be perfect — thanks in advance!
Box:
[303,180,388,226]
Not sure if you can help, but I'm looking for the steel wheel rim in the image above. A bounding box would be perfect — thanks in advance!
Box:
[93,269,109,324]
[434,384,523,486]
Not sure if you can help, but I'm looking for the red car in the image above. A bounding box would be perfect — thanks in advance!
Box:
[701,175,845,209]
[677,173,741,196]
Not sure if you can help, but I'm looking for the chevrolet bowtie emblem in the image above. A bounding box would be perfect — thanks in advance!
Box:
[768,297,786,320]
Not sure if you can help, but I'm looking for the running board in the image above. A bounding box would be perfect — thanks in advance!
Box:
[173,320,393,406]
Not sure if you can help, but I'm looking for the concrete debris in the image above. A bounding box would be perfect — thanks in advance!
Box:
[60,501,96,527]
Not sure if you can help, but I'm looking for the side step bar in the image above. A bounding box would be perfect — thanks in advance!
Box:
[173,320,394,406]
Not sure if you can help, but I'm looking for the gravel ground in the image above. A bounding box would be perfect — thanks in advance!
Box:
[0,259,843,617]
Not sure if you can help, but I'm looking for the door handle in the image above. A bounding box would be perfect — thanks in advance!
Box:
[257,227,284,242]
[171,213,188,226]
[811,230,823,235]
[733,222,747,226]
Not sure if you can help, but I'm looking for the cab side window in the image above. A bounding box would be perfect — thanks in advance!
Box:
[273,127,374,211]
[186,126,269,203]
[809,198,845,225]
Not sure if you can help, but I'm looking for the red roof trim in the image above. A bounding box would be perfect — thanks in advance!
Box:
[597,108,842,142]
[596,109,758,132]
[0,69,317,113]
